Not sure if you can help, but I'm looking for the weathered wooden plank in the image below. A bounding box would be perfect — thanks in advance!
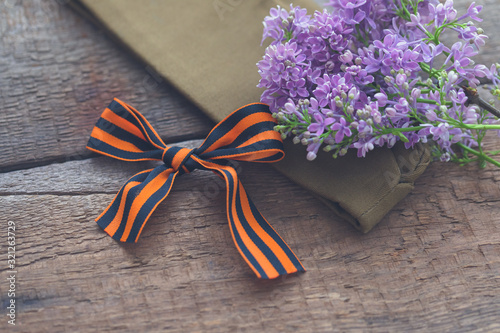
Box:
[0,0,212,172]
[2,0,500,331]
[2,139,500,332]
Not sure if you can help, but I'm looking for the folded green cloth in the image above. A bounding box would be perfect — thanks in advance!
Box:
[70,0,430,233]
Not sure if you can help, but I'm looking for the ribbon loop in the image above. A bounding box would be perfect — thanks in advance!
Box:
[87,98,305,279]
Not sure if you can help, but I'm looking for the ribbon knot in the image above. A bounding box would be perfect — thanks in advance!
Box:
[86,98,305,279]
[162,147,197,174]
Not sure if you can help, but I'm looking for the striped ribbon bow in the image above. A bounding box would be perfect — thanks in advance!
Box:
[86,98,305,279]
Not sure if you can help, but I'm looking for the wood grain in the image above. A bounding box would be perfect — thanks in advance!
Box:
[0,0,212,172]
[1,0,500,332]
[2,138,500,332]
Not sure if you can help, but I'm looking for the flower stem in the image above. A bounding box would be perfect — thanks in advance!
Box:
[381,123,500,135]
[456,142,500,167]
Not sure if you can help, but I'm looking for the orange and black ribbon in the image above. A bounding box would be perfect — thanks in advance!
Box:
[86,98,305,279]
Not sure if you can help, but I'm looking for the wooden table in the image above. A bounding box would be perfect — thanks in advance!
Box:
[2,1,500,332]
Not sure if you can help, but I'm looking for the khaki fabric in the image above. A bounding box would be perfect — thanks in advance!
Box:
[70,0,430,233]
[277,141,430,232]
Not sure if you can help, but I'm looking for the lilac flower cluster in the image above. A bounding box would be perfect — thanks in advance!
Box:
[257,0,500,167]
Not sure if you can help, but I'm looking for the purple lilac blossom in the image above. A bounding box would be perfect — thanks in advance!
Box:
[257,1,500,164]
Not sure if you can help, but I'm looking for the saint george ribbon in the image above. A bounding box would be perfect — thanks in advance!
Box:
[86,98,305,279]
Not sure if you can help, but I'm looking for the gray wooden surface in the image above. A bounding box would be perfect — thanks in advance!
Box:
[1,1,500,332]
[0,0,212,172]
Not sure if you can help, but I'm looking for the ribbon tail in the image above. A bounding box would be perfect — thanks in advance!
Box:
[96,164,177,243]
[195,158,304,279]
[231,179,305,279]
